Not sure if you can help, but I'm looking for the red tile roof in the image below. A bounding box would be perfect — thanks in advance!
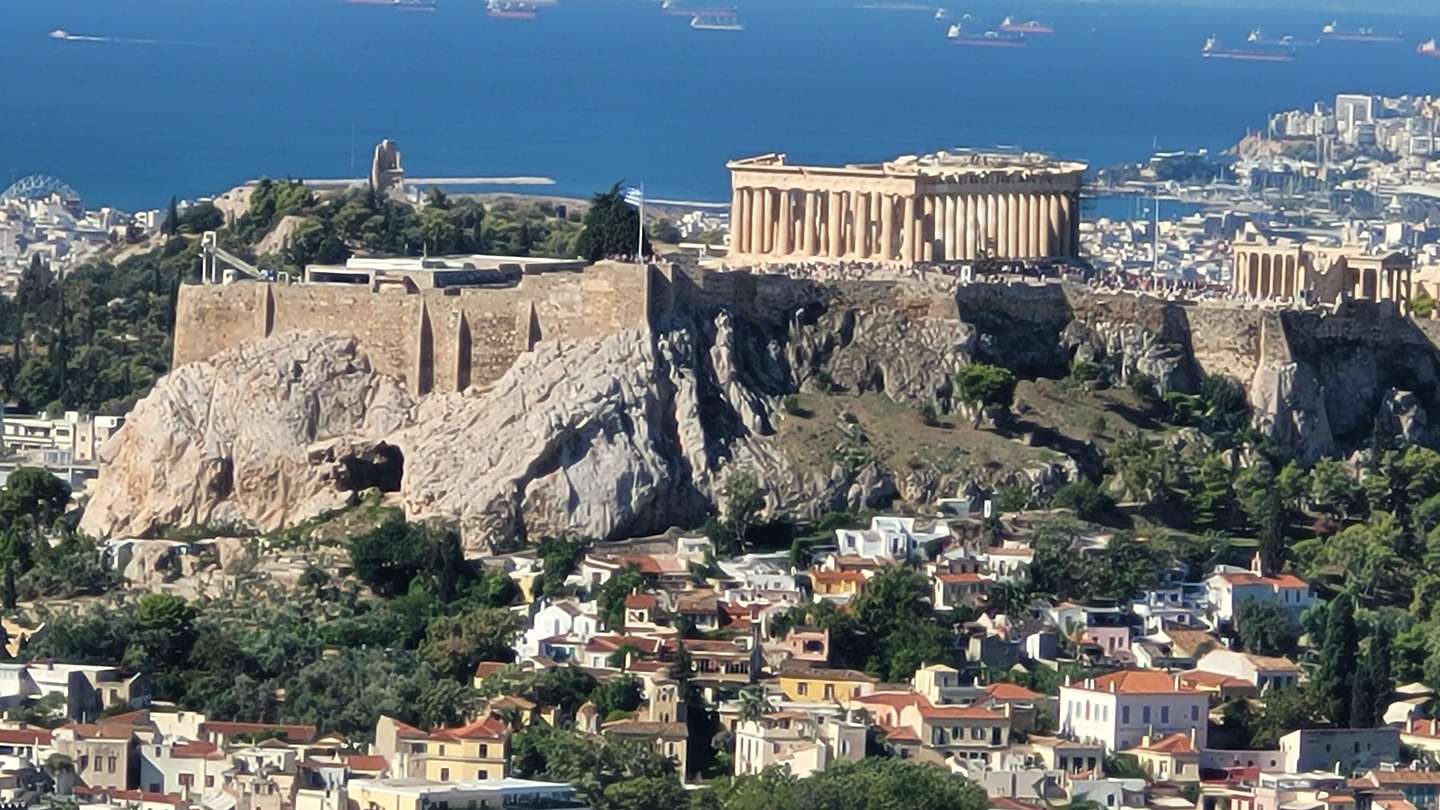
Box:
[937,573,987,585]
[171,741,224,760]
[1135,732,1197,754]
[473,661,509,680]
[428,715,508,742]
[344,755,389,772]
[624,594,659,610]
[0,727,52,746]
[984,683,1044,701]
[1071,670,1196,695]
[1214,571,1309,589]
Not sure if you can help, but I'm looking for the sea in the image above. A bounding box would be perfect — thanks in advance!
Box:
[3,0,1438,213]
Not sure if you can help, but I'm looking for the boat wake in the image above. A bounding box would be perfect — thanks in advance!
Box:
[48,29,233,48]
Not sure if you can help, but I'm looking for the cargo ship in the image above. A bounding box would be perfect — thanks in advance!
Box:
[948,24,1025,47]
[1247,29,1310,48]
[1320,21,1403,43]
[1202,35,1296,62]
[1000,16,1052,34]
[691,10,743,30]
[1420,38,1440,58]
[343,0,437,9]
[487,0,537,18]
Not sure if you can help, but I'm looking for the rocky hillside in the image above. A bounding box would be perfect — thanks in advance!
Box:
[80,274,1440,551]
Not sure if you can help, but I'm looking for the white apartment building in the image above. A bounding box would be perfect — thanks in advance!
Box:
[1058,670,1208,752]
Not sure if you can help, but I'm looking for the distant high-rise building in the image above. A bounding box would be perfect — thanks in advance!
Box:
[370,139,406,195]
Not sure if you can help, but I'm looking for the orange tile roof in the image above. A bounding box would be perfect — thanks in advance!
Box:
[624,594,659,609]
[985,683,1044,701]
[937,573,987,584]
[1214,571,1309,589]
[1072,670,1196,694]
[429,715,508,742]
[811,570,868,584]
[853,691,926,709]
[344,755,389,772]
[1136,732,1197,754]
[0,727,51,746]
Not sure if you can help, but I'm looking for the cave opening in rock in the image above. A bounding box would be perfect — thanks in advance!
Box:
[340,443,405,493]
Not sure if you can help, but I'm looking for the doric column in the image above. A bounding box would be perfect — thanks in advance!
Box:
[1008,193,1021,257]
[977,195,990,257]
[763,189,778,254]
[750,189,765,255]
[778,191,793,255]
[1018,194,1031,256]
[875,194,887,259]
[1054,191,1065,255]
[1059,194,1074,256]
[901,195,916,264]
[996,194,1009,257]
[852,192,867,257]
[1004,193,1016,256]
[936,195,952,262]
[803,192,818,256]
[922,196,935,262]
[827,191,842,259]
[1030,195,1043,257]
[960,194,974,260]
[731,187,744,253]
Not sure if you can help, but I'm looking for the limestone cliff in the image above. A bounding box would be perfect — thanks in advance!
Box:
[82,275,1440,548]
[80,331,413,538]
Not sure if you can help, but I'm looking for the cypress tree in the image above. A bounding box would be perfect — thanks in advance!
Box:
[1318,594,1359,727]
[163,196,179,236]
[1352,623,1393,728]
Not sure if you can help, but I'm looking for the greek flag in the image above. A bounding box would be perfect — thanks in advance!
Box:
[622,186,644,208]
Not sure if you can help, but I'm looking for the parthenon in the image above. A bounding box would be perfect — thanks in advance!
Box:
[727,150,1087,265]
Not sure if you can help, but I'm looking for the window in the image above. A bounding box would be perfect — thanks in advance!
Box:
[206,777,214,788]
[1142,706,1151,724]
[824,685,835,700]
[1123,706,1131,724]
[479,744,488,758]
[1161,706,1170,724]
[440,768,451,781]
[107,757,117,773]
[798,683,808,696]
[1191,706,1200,721]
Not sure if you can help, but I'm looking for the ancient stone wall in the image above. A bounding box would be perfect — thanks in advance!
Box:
[173,262,659,395]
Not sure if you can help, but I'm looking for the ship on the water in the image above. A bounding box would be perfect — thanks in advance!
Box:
[1420,38,1440,58]
[1320,21,1402,43]
[690,10,743,30]
[343,0,437,10]
[947,24,1025,48]
[1247,28,1311,48]
[487,0,537,18]
[48,29,70,40]
[1000,16,1052,34]
[1202,35,1296,62]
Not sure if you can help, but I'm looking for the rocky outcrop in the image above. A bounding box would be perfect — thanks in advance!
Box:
[80,331,413,538]
[84,275,1440,549]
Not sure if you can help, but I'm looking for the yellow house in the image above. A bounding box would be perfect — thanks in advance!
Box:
[1125,732,1201,782]
[810,570,868,599]
[373,715,510,782]
[777,665,879,703]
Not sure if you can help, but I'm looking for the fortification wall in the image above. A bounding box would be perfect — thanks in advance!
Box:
[172,262,658,394]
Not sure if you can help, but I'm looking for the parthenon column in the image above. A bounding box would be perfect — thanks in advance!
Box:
[1007,193,1020,257]
[879,194,895,262]
[754,187,766,253]
[852,188,864,255]
[731,188,744,254]
[922,197,935,262]
[1054,191,1065,255]
[901,196,916,264]
[827,191,842,258]
[1028,195,1041,257]
[803,192,818,256]
[777,191,793,255]
[963,195,977,260]
[1059,194,1074,256]
[938,195,954,262]
[1018,195,1032,256]
[996,195,1009,258]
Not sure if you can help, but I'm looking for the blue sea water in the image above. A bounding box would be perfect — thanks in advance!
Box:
[2,0,1438,211]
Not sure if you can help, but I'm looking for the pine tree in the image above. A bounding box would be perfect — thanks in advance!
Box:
[1318,594,1359,727]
